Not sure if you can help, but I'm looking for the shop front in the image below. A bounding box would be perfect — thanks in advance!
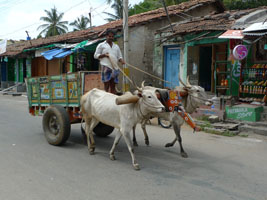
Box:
[226,22,267,122]
[27,38,104,78]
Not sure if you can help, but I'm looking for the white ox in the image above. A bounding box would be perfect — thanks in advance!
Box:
[132,77,212,158]
[80,88,165,170]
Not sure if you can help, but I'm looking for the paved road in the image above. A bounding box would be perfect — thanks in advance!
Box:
[0,94,267,200]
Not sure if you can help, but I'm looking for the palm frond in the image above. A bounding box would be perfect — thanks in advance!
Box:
[38,6,68,37]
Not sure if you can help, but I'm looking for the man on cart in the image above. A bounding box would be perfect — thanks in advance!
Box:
[94,29,125,94]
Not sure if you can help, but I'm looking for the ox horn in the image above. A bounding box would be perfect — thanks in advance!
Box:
[179,75,187,87]
[116,93,140,105]
[115,86,121,93]
[132,78,142,92]
[186,76,192,87]
[141,81,145,89]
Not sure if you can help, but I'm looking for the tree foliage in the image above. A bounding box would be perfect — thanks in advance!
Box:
[70,15,91,31]
[37,7,68,37]
[223,0,267,10]
[129,0,188,16]
[128,0,267,16]
[104,0,124,22]
[105,0,267,22]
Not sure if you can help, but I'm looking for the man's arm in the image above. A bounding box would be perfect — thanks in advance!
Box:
[118,58,125,64]
[94,43,109,59]
[117,45,125,64]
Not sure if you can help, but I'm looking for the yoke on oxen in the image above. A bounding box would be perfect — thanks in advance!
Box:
[156,88,199,131]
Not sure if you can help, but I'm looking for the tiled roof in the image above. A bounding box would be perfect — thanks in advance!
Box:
[1,0,224,57]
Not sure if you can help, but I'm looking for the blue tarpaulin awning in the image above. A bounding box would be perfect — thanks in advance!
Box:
[41,38,105,60]
[41,48,65,60]
[54,50,73,59]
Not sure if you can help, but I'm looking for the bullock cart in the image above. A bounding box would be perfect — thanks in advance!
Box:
[25,71,114,145]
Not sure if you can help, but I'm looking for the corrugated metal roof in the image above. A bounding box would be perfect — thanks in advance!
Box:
[243,32,267,36]
[232,9,267,29]
[243,22,267,32]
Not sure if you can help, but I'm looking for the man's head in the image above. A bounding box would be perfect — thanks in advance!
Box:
[106,29,115,44]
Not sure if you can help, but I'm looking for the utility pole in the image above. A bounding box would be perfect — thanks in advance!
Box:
[123,0,129,92]
[89,7,92,28]
[161,0,174,33]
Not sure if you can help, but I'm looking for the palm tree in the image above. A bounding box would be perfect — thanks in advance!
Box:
[70,15,90,31]
[104,0,124,22]
[37,6,68,37]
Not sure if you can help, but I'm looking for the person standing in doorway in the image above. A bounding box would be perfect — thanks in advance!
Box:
[94,29,125,94]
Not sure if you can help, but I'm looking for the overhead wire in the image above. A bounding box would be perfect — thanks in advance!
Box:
[0,0,185,42]
[0,0,105,38]
[0,0,28,12]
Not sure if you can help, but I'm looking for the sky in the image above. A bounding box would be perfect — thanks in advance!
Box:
[0,0,142,40]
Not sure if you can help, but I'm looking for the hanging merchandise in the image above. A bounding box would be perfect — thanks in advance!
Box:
[240,63,267,104]
[233,45,248,60]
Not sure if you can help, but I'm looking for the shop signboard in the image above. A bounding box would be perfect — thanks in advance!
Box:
[226,105,263,122]
[231,60,241,96]
[218,30,244,39]
[233,45,248,60]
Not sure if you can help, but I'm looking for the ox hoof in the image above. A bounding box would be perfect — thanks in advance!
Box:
[89,148,95,155]
[133,141,138,147]
[110,154,116,161]
[133,164,140,170]
[165,143,173,148]
[181,152,188,158]
[145,140,149,146]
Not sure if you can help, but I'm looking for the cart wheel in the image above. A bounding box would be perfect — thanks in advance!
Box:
[158,118,172,129]
[93,122,114,137]
[42,105,70,145]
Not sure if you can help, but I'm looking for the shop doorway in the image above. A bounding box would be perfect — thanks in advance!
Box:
[199,46,212,91]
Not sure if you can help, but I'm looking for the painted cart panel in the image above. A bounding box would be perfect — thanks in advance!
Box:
[25,71,104,119]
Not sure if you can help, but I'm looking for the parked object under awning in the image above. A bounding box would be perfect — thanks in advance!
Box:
[218,30,244,39]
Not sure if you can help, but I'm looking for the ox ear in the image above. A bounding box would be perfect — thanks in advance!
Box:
[179,90,188,97]
[137,92,143,98]
[174,86,188,95]
[156,92,160,99]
